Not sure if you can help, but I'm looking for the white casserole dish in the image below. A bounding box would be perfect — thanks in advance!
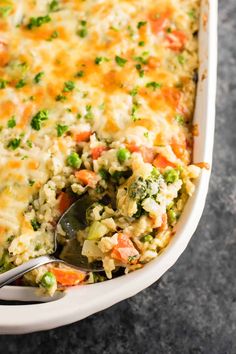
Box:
[0,0,217,334]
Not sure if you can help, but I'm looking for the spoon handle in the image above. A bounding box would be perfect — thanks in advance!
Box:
[0,255,58,288]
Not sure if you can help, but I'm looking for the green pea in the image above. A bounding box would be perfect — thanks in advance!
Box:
[40,272,56,289]
[141,234,153,243]
[117,148,131,163]
[67,152,82,169]
[164,168,179,184]
[167,209,177,225]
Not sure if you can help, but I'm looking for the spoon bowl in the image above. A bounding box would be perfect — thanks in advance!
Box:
[0,194,103,288]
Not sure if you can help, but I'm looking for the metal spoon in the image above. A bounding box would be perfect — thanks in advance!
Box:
[0,194,103,288]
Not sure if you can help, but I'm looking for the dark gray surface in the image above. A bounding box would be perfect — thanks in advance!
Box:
[0,2,235,353]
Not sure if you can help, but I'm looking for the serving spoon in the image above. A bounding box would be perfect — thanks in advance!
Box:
[0,194,103,288]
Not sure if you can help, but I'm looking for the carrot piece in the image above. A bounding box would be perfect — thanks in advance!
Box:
[149,9,172,33]
[126,144,140,153]
[0,41,10,67]
[171,143,186,159]
[150,15,168,34]
[126,144,155,164]
[75,131,91,143]
[140,146,156,164]
[159,213,168,232]
[166,30,187,51]
[51,268,86,286]
[91,146,107,160]
[58,192,72,214]
[194,162,210,170]
[111,234,139,264]
[75,170,98,188]
[153,154,176,169]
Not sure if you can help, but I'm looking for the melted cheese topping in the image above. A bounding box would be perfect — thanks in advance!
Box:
[0,0,199,262]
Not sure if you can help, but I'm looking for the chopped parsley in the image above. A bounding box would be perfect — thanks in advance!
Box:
[135,64,145,78]
[175,114,185,125]
[56,94,66,102]
[130,87,138,97]
[128,255,138,263]
[138,41,145,47]
[84,105,94,120]
[34,71,44,83]
[75,70,84,78]
[7,116,16,128]
[78,20,87,38]
[47,30,59,41]
[131,100,140,121]
[146,81,162,90]
[0,79,7,89]
[27,15,51,30]
[30,110,49,131]
[63,80,75,92]
[188,9,197,19]
[177,54,185,65]
[7,138,21,150]
[15,79,26,89]
[57,124,68,137]
[0,5,13,18]
[137,21,147,29]
[49,0,59,12]
[95,57,109,65]
[134,55,149,78]
[26,140,33,148]
[115,56,127,67]
[127,25,134,38]
[31,219,41,231]
[134,56,148,65]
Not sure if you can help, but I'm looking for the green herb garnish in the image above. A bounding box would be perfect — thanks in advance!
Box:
[146,81,162,90]
[34,71,44,83]
[0,79,7,89]
[30,110,49,130]
[15,79,26,89]
[49,0,59,12]
[27,15,51,30]
[7,116,16,128]
[63,80,75,92]
[175,114,185,125]
[56,94,67,102]
[137,21,147,29]
[84,105,94,120]
[57,124,68,137]
[115,56,127,67]
[0,5,13,18]
[7,138,21,150]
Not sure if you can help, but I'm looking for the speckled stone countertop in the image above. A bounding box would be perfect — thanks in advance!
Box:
[0,2,235,353]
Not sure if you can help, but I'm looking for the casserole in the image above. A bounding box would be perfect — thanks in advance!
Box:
[0,0,217,334]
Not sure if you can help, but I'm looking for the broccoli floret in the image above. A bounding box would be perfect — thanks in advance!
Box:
[128,175,161,202]
[0,251,13,273]
[128,177,148,201]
